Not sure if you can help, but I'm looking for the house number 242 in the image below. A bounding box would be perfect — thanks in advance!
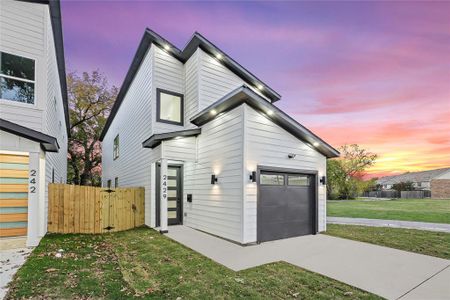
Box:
[29,169,37,193]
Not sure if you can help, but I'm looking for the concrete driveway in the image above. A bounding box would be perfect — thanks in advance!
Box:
[166,226,450,300]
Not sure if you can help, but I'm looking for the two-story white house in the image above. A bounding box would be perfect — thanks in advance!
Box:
[0,0,69,248]
[100,29,339,244]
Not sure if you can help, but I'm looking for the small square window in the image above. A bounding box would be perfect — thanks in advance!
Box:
[113,135,119,160]
[0,51,35,104]
[260,173,284,185]
[156,88,184,125]
[288,175,310,186]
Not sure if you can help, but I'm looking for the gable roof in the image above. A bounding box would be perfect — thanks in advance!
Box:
[17,0,70,136]
[0,119,59,152]
[100,29,280,141]
[191,86,340,158]
[377,168,450,185]
[142,128,201,149]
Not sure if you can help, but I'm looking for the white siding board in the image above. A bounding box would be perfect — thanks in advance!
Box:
[243,104,327,243]
[184,106,244,243]
[102,47,154,225]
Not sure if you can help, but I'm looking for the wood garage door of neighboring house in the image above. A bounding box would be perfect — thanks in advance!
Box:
[257,168,317,243]
[0,153,29,237]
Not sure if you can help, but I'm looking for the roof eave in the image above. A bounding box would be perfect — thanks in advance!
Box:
[0,119,60,152]
[190,86,339,159]
[142,128,201,149]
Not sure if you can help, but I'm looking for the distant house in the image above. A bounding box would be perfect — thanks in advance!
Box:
[377,168,450,198]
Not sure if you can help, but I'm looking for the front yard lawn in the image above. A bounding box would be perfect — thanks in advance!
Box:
[327,198,450,224]
[326,224,450,259]
[7,227,380,299]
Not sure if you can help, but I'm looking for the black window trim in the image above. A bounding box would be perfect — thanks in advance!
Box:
[156,88,184,126]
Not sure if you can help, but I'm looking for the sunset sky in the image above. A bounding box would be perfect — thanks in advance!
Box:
[61,1,450,178]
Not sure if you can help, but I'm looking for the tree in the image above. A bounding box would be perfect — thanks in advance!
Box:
[327,144,377,199]
[391,181,415,192]
[67,71,117,186]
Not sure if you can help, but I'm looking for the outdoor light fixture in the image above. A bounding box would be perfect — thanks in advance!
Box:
[249,171,257,182]
[210,109,217,115]
[216,53,223,60]
[257,84,264,90]
[288,153,296,159]
[211,174,218,184]
[320,176,327,185]
[163,44,170,50]
[313,142,320,147]
[267,110,273,116]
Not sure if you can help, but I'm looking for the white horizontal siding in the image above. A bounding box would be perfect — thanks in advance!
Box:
[243,104,327,243]
[197,48,270,112]
[0,0,47,129]
[184,105,244,243]
[152,46,185,134]
[184,49,199,128]
[43,8,68,235]
[162,136,196,162]
[102,47,154,225]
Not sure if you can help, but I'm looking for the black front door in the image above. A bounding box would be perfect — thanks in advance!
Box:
[156,165,183,226]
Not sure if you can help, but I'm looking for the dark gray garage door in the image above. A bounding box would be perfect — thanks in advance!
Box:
[257,170,316,242]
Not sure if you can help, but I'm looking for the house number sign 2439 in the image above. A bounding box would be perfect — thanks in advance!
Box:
[29,169,37,193]
[162,174,167,201]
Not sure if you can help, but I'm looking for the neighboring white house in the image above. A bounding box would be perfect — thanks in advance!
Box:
[100,29,339,244]
[0,0,69,247]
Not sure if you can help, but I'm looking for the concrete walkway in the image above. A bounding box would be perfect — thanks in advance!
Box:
[166,226,450,300]
[0,248,33,300]
[328,217,450,233]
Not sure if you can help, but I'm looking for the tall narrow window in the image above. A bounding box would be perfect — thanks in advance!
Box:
[0,51,35,104]
[115,177,119,188]
[156,88,184,125]
[107,180,112,189]
[52,168,55,183]
[113,135,119,160]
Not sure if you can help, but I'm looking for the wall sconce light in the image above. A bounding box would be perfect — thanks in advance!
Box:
[211,174,218,184]
[288,153,296,159]
[320,176,327,185]
[249,171,257,182]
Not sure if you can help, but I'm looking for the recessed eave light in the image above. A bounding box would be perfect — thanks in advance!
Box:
[257,84,264,90]
[267,110,273,116]
[313,142,320,147]
[163,44,170,50]
[210,109,217,115]
[216,53,223,60]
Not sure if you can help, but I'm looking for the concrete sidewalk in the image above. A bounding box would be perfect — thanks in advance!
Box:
[0,248,33,300]
[166,226,450,300]
[328,217,450,233]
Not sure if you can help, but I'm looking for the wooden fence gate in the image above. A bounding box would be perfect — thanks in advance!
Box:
[48,184,145,234]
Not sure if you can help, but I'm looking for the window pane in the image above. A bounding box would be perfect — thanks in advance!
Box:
[0,77,34,104]
[168,169,177,176]
[1,52,35,80]
[168,200,177,208]
[288,175,310,186]
[160,92,181,123]
[260,174,284,185]
[168,211,177,218]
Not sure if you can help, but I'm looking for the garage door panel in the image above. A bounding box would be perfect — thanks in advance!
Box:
[0,153,28,238]
[258,171,315,242]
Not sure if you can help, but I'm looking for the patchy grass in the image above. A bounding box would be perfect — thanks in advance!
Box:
[7,227,380,299]
[326,224,450,260]
[327,198,450,224]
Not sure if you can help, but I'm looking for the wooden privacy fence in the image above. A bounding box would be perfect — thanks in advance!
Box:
[48,184,145,234]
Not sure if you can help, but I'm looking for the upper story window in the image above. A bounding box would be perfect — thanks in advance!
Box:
[113,135,119,160]
[156,88,184,126]
[0,51,35,104]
